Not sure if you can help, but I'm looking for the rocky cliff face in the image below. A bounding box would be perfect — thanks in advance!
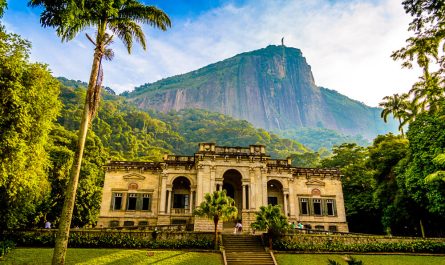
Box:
[127,45,397,138]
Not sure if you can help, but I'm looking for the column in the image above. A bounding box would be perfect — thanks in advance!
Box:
[159,175,167,213]
[189,190,194,213]
[242,185,247,210]
[288,185,295,217]
[262,175,268,206]
[167,189,172,213]
[283,193,288,217]
[196,169,203,205]
[209,167,216,193]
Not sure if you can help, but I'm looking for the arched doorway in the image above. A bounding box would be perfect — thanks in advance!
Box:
[222,169,242,226]
[172,177,191,214]
[267,179,284,213]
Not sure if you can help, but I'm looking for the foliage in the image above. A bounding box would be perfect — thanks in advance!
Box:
[57,79,181,161]
[426,153,445,182]
[278,127,370,152]
[151,108,307,158]
[29,1,171,262]
[4,231,213,249]
[251,205,288,236]
[394,111,445,235]
[321,143,381,234]
[0,26,61,230]
[289,151,321,168]
[273,239,445,253]
[0,0,6,18]
[390,0,445,126]
[194,190,237,247]
[367,134,409,234]
[0,240,15,258]
[379,93,411,135]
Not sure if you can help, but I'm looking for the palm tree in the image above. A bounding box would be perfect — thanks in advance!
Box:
[194,190,238,248]
[29,1,170,264]
[409,73,445,114]
[0,0,6,17]
[250,204,288,249]
[379,93,410,136]
[425,153,445,183]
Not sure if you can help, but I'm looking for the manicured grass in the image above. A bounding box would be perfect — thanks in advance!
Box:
[1,248,223,265]
[276,253,445,265]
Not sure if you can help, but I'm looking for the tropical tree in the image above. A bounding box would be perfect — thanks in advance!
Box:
[379,93,410,136]
[29,1,170,264]
[250,204,288,249]
[391,0,445,117]
[0,0,6,17]
[321,143,380,234]
[425,153,445,183]
[194,190,237,248]
[0,26,61,230]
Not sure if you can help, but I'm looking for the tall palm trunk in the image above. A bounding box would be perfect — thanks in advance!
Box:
[398,117,405,137]
[52,48,102,265]
[214,216,219,249]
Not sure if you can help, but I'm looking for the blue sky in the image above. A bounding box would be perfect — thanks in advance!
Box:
[3,0,417,106]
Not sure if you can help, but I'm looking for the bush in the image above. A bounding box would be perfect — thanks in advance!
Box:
[274,239,445,253]
[2,231,214,250]
[0,240,15,257]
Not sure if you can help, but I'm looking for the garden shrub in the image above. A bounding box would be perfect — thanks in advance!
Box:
[0,240,15,257]
[2,231,213,249]
[274,239,445,253]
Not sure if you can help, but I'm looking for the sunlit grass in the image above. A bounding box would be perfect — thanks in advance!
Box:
[1,248,222,265]
[276,253,445,265]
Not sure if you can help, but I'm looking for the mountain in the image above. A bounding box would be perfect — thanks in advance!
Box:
[126,45,397,139]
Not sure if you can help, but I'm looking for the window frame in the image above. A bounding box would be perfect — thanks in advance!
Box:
[312,198,322,216]
[127,193,137,211]
[325,199,336,216]
[141,193,151,211]
[112,193,123,211]
[300,198,309,215]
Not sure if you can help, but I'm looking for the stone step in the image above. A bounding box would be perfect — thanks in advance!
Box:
[222,234,275,265]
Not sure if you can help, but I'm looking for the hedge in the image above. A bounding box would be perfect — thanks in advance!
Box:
[273,239,445,253]
[1,231,214,249]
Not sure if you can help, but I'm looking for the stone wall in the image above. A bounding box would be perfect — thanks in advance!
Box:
[242,210,257,232]
[194,216,222,232]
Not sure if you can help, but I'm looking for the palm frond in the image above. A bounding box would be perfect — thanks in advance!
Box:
[118,2,171,30]
[109,20,146,53]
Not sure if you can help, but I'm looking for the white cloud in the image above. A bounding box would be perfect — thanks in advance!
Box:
[5,0,419,106]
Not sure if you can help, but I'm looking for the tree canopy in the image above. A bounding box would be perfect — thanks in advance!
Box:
[194,190,237,247]
[0,26,61,230]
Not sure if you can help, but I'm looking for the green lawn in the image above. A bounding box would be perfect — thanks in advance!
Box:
[276,253,445,265]
[0,248,223,265]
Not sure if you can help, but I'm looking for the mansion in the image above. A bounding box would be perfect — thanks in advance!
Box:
[97,143,349,232]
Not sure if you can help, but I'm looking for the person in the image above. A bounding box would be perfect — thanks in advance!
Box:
[45,221,51,229]
[237,221,243,233]
[297,221,303,230]
[291,222,296,230]
[234,221,242,234]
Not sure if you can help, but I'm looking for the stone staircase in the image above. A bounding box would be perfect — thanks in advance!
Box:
[222,234,275,265]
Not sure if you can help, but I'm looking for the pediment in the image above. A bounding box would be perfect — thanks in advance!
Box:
[305,179,325,186]
[122,173,145,181]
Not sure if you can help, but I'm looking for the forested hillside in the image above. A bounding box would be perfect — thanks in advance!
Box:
[58,78,308,160]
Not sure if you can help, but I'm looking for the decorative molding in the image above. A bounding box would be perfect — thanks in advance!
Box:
[305,179,326,187]
[128,183,139,190]
[122,173,145,181]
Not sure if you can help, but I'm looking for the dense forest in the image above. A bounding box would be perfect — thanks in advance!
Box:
[1,0,445,239]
